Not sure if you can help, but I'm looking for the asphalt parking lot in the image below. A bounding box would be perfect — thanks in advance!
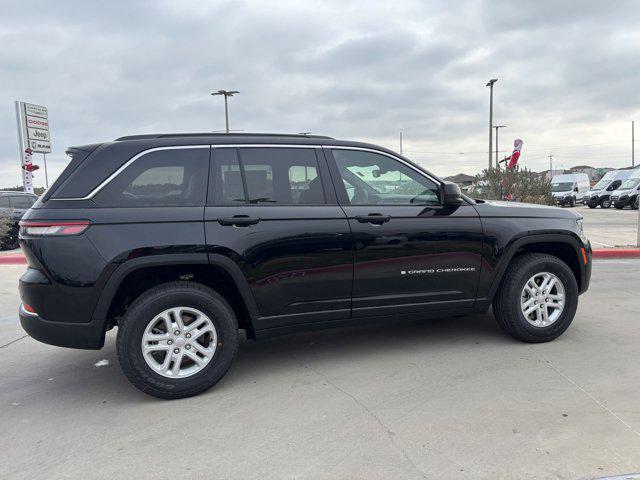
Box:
[1,260,639,480]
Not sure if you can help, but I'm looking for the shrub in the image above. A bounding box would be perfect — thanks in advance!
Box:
[472,164,554,205]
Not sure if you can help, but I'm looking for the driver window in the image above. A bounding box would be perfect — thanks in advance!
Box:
[331,149,440,206]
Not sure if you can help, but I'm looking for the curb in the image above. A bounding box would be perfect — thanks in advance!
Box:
[591,249,640,258]
[0,255,27,265]
[2,249,640,265]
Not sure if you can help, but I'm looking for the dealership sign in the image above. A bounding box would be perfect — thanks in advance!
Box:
[15,101,52,193]
[16,102,51,153]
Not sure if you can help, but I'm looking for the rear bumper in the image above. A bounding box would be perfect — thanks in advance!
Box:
[19,304,105,349]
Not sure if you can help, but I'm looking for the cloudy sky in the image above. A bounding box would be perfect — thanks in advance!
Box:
[2,0,640,188]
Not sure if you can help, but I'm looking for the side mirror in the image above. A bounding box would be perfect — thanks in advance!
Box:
[442,182,464,207]
[574,187,579,192]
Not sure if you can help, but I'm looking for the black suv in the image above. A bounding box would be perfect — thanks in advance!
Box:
[18,133,592,398]
[1,191,38,250]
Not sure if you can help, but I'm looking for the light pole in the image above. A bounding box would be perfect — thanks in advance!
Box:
[494,125,506,166]
[211,89,239,133]
[486,79,498,169]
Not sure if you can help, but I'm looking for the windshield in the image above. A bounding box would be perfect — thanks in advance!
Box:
[618,178,640,190]
[591,179,611,190]
[551,182,573,192]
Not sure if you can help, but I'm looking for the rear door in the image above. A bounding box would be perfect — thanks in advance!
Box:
[204,146,352,330]
[325,147,483,318]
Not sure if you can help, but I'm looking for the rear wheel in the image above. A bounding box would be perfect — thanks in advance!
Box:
[116,281,239,399]
[600,198,611,209]
[493,253,578,343]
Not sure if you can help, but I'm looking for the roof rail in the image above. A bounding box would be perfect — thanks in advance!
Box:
[115,132,334,141]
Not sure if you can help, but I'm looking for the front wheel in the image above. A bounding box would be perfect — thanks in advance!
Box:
[600,198,611,209]
[633,197,639,210]
[116,282,239,399]
[493,253,578,343]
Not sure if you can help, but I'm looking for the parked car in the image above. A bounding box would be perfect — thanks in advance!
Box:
[0,191,38,250]
[582,169,632,208]
[18,133,592,398]
[611,173,640,209]
[550,173,590,207]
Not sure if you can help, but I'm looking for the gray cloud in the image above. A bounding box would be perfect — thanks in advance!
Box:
[1,0,639,188]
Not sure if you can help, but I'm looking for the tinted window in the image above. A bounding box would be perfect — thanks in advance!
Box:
[10,196,34,208]
[210,148,246,205]
[94,148,209,207]
[332,149,440,206]
[0,197,10,208]
[211,148,324,205]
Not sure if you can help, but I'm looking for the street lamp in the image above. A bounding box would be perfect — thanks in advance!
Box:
[486,79,498,169]
[211,89,239,133]
[494,125,506,166]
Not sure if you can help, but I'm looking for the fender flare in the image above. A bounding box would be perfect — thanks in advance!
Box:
[482,232,587,305]
[90,252,259,329]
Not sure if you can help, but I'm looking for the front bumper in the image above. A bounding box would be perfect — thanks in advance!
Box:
[555,196,574,206]
[19,304,105,349]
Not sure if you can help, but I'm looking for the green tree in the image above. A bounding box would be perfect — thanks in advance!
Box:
[472,164,554,205]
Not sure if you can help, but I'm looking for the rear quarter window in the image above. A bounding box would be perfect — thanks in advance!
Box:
[93,147,209,207]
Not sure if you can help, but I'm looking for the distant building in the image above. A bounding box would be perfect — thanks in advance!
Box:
[444,173,475,192]
[568,165,614,182]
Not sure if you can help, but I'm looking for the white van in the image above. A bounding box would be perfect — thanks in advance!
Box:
[550,173,590,207]
[583,169,632,208]
[610,168,640,210]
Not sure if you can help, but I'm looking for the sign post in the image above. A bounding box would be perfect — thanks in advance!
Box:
[15,101,51,193]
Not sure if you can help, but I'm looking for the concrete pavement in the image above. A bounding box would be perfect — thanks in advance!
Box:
[577,206,639,248]
[1,261,640,480]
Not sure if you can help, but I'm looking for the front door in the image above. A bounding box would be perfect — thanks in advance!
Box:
[204,146,353,330]
[325,147,483,318]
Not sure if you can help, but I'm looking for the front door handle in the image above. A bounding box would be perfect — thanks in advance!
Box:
[217,215,260,227]
[355,214,391,224]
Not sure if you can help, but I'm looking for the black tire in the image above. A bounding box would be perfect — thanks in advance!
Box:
[569,197,575,207]
[614,204,624,210]
[492,253,578,343]
[600,198,611,209]
[633,197,639,210]
[116,281,239,399]
[587,204,596,209]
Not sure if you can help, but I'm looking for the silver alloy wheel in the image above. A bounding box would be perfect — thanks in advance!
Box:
[520,272,566,328]
[141,307,217,378]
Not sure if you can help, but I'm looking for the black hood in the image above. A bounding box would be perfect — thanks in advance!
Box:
[472,200,581,220]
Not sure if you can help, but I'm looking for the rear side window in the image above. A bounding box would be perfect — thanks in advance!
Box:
[94,148,209,207]
[10,196,34,208]
[0,197,10,208]
[209,147,325,205]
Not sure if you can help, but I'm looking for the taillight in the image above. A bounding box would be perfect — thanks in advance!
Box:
[19,220,91,237]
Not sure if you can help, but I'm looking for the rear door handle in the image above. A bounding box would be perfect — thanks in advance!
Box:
[217,216,260,227]
[355,214,391,224]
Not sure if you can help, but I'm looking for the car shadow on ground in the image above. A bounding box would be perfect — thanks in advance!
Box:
[8,311,512,403]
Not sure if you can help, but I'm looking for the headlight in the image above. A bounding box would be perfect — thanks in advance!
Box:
[576,218,588,244]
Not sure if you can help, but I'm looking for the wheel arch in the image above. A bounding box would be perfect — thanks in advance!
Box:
[483,234,588,305]
[91,253,259,340]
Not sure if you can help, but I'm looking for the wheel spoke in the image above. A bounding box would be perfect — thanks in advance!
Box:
[144,343,170,352]
[184,349,205,366]
[170,308,185,331]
